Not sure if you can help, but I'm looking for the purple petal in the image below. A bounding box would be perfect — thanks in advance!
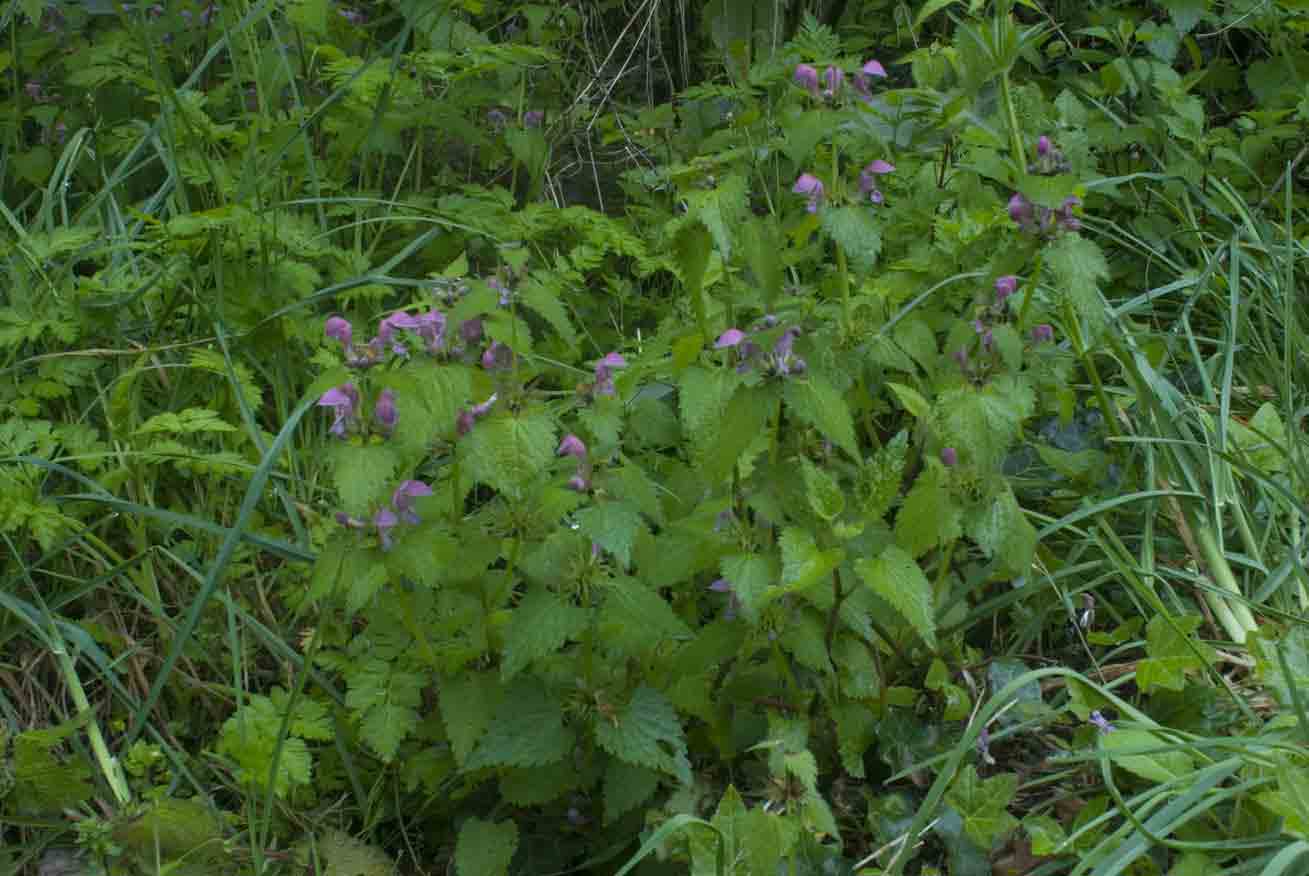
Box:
[865,159,895,175]
[374,388,398,432]
[792,173,823,197]
[708,578,733,593]
[862,59,887,78]
[994,275,1018,302]
[325,316,353,348]
[558,434,588,458]
[715,328,746,349]
[793,64,820,95]
[941,447,958,467]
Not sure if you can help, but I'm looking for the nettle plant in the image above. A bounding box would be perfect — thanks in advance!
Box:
[253,12,1113,873]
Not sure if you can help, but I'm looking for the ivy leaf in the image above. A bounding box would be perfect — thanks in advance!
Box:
[593,686,691,784]
[501,587,589,680]
[856,546,937,648]
[1137,614,1214,693]
[463,409,557,498]
[455,817,519,876]
[946,765,1020,850]
[784,374,859,458]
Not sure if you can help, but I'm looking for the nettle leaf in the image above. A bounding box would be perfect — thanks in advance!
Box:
[896,466,962,557]
[463,409,557,498]
[832,703,876,779]
[134,407,237,436]
[1137,614,1214,693]
[575,501,646,568]
[519,274,578,349]
[344,658,423,762]
[780,528,843,593]
[501,587,589,680]
[720,552,778,621]
[801,458,845,522]
[604,759,662,825]
[8,724,94,813]
[439,671,504,768]
[859,431,909,521]
[1046,234,1110,336]
[704,386,773,481]
[946,765,1020,850]
[679,365,737,453]
[936,376,1034,470]
[964,484,1037,577]
[594,686,691,785]
[856,546,937,648]
[455,817,519,876]
[408,361,473,439]
[500,760,582,807]
[784,375,859,458]
[465,681,574,771]
[600,576,693,657]
[684,173,748,261]
[821,207,883,272]
[327,442,400,516]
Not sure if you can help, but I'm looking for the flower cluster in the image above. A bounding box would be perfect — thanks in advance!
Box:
[336,480,432,550]
[592,352,627,397]
[858,159,895,205]
[950,276,1056,378]
[316,383,401,439]
[455,394,498,436]
[1008,192,1081,236]
[794,59,886,102]
[715,322,806,378]
[557,434,592,492]
[1029,134,1072,176]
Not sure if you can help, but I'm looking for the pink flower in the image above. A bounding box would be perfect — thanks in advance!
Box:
[1037,135,1051,157]
[374,388,398,434]
[792,173,825,213]
[374,508,399,550]
[1031,324,1054,344]
[794,64,820,96]
[391,480,432,524]
[823,66,844,97]
[318,384,360,437]
[594,352,627,396]
[325,316,352,349]
[481,341,513,371]
[567,474,590,492]
[994,275,1018,303]
[557,434,588,459]
[715,328,746,349]
[941,447,958,467]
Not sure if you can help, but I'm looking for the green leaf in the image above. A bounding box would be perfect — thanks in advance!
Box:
[780,527,843,593]
[1023,814,1067,856]
[684,174,748,261]
[679,366,737,452]
[519,275,578,349]
[859,431,909,521]
[134,408,237,436]
[936,377,1035,470]
[575,502,646,568]
[1137,614,1214,693]
[946,765,1020,850]
[604,759,661,825]
[455,817,519,876]
[465,681,574,771]
[720,552,777,621]
[501,587,589,680]
[801,458,845,522]
[297,829,395,876]
[1102,729,1196,784]
[1046,234,1110,336]
[593,686,691,784]
[8,724,94,813]
[895,467,961,557]
[344,659,423,762]
[600,576,694,656]
[856,546,937,648]
[784,374,859,458]
[821,207,882,272]
[216,700,313,799]
[964,485,1037,577]
[327,443,400,516]
[463,409,557,498]
[499,761,580,806]
[440,671,504,768]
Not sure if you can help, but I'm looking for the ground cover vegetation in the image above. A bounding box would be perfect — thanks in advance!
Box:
[1,0,1307,873]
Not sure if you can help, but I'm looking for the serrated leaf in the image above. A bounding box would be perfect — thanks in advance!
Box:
[134,407,237,436]
[499,760,580,807]
[820,207,882,272]
[1046,234,1110,336]
[408,361,472,439]
[604,759,661,825]
[780,528,843,593]
[455,817,518,876]
[575,502,645,568]
[946,765,1020,850]
[720,553,776,621]
[679,366,736,452]
[896,467,961,557]
[501,587,589,680]
[465,681,573,771]
[327,443,400,516]
[801,459,845,522]
[856,546,937,648]
[784,374,858,458]
[600,576,693,656]
[439,671,503,767]
[964,485,1036,577]
[463,409,557,498]
[684,174,747,261]
[344,659,423,762]
[593,686,691,785]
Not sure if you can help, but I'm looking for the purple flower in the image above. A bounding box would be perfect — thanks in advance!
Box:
[852,59,887,98]
[459,317,484,346]
[318,384,360,437]
[338,7,366,24]
[953,348,969,369]
[374,389,398,434]
[709,578,733,593]
[1008,193,1034,227]
[416,310,447,354]
[1058,195,1081,231]
[994,275,1018,303]
[456,393,498,436]
[524,110,544,128]
[487,108,508,127]
[1037,135,1051,158]
[715,328,746,349]
[792,173,825,214]
[557,434,587,459]
[822,66,844,98]
[481,341,513,371]
[1031,324,1054,344]
[859,161,894,203]
[374,508,399,550]
[773,327,800,359]
[594,352,627,396]
[335,511,367,529]
[325,316,353,349]
[869,189,884,205]
[862,59,887,78]
[567,474,590,492]
[794,64,820,97]
[941,447,958,467]
[1089,711,1115,734]
[392,480,433,524]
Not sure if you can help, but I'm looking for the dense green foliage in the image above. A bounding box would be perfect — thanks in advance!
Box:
[1,1,1308,875]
